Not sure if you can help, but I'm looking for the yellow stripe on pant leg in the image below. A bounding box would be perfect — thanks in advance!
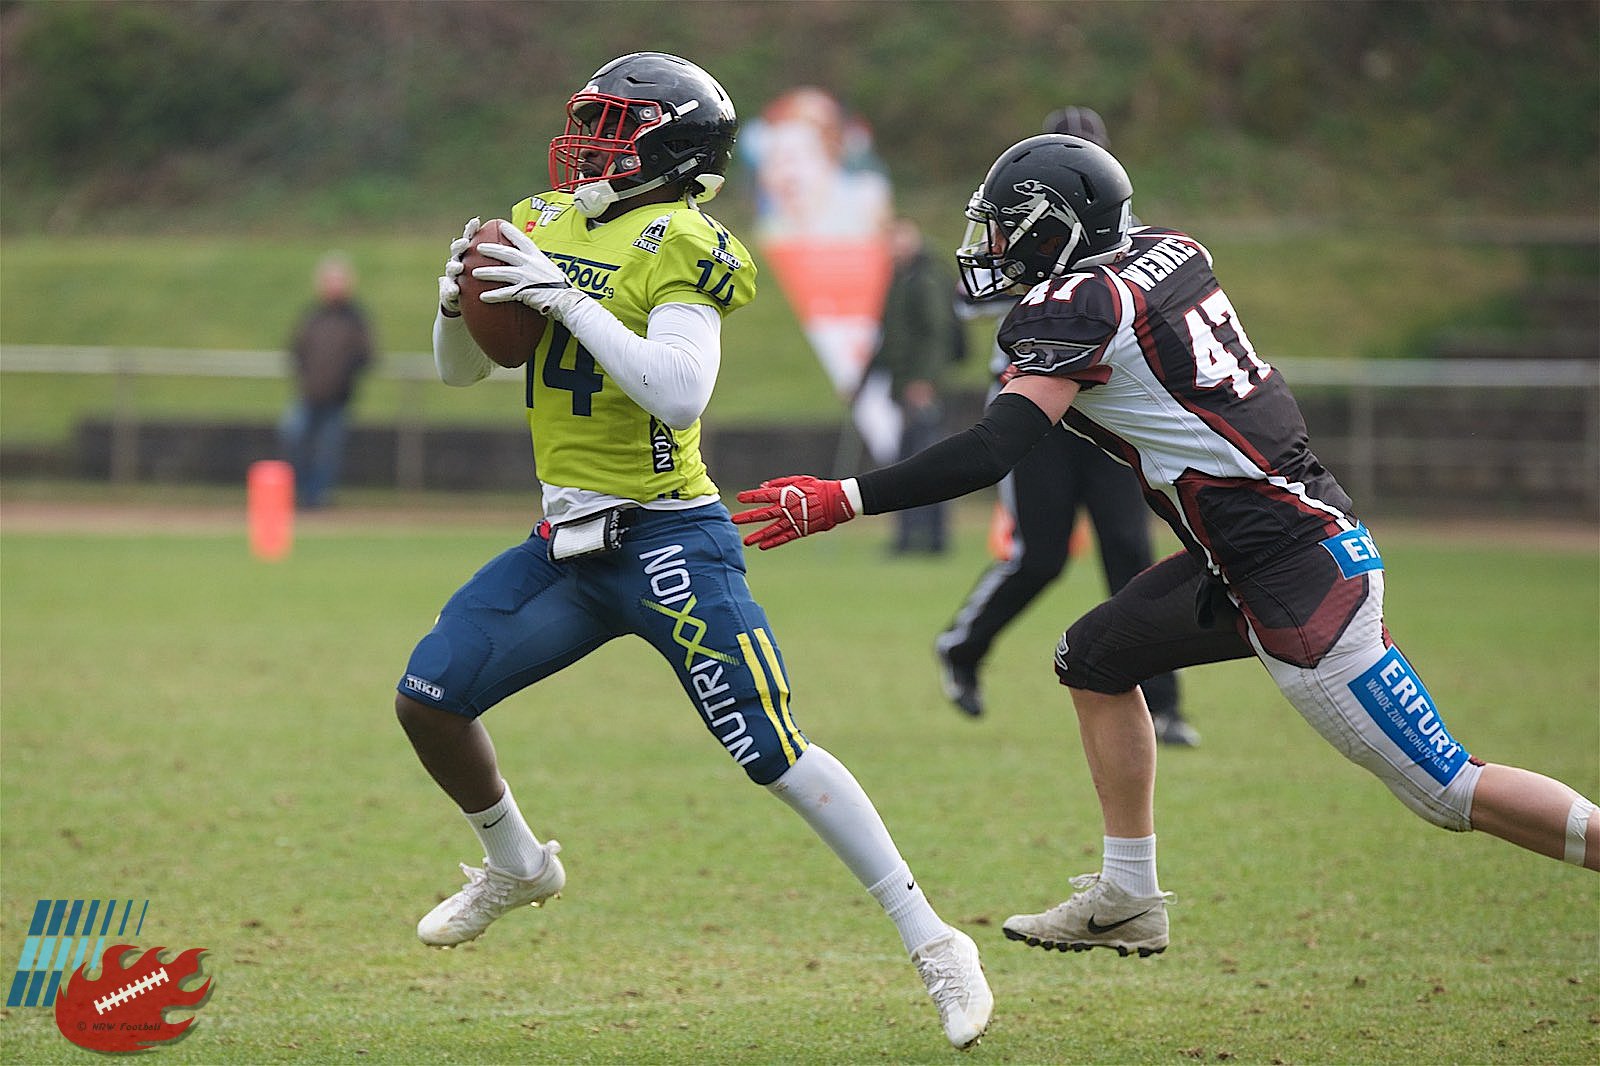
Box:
[738,631,798,767]
[753,627,807,755]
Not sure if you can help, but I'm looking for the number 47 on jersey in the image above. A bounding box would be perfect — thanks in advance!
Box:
[1184,290,1272,398]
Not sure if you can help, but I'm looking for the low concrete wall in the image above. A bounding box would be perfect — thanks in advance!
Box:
[4,380,1594,521]
[56,419,849,500]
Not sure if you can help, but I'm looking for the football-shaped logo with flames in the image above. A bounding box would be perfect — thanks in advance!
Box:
[54,944,211,1053]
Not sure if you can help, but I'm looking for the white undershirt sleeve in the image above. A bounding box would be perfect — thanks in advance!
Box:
[432,309,494,386]
[557,297,720,430]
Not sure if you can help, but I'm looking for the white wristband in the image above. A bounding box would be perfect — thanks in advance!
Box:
[841,477,864,516]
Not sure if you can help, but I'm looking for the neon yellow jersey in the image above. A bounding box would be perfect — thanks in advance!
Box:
[508,191,756,504]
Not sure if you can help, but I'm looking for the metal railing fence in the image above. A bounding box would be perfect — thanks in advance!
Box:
[2,345,1597,517]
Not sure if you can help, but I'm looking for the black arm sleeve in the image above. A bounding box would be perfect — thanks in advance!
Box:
[855,392,1056,515]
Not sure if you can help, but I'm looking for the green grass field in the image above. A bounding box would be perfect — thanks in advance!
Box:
[1,502,1596,1064]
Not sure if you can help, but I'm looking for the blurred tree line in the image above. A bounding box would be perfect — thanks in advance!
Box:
[0,0,1595,234]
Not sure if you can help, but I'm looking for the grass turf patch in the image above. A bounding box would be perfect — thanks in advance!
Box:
[1,505,1594,1063]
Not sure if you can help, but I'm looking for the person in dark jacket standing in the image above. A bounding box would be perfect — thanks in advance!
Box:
[280,253,374,509]
[870,218,963,554]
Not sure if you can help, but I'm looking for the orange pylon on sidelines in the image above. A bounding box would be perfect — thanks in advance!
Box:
[247,460,294,561]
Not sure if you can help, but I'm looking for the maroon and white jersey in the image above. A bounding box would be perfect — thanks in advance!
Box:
[997,225,1357,577]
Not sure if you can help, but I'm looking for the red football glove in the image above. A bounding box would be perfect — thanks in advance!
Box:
[732,475,856,550]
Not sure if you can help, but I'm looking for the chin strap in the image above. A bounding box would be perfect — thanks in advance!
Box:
[1048,221,1086,277]
[573,156,714,218]
[572,181,619,219]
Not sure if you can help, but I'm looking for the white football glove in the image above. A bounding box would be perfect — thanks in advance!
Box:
[473,220,588,323]
[438,216,481,317]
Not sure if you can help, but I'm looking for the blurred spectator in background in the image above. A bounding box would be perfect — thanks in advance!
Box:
[934,108,1199,746]
[280,253,373,509]
[869,218,965,554]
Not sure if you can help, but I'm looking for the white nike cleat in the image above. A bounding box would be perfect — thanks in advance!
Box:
[416,841,565,947]
[1003,872,1172,957]
[911,925,993,1050]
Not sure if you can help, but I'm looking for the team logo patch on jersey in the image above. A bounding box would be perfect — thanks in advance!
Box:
[650,419,676,473]
[533,198,567,229]
[1009,338,1099,376]
[1347,647,1469,785]
[1322,524,1384,578]
[633,214,672,254]
[708,245,743,271]
[546,253,618,299]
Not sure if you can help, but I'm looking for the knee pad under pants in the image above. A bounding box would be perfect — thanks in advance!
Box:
[1056,551,1254,693]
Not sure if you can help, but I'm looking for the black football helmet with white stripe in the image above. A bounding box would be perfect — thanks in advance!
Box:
[549,52,738,219]
[956,134,1134,299]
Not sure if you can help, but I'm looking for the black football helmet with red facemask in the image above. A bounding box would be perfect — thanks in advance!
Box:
[955,134,1134,299]
[549,52,738,219]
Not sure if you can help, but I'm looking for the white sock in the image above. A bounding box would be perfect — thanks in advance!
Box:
[1101,834,1160,897]
[869,864,950,954]
[768,746,947,952]
[464,781,546,879]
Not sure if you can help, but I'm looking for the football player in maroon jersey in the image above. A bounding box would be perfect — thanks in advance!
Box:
[936,106,1197,749]
[734,133,1598,958]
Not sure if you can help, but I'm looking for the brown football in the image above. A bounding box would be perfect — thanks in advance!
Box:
[459,219,548,368]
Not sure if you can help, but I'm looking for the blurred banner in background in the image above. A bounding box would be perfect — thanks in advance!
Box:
[743,87,900,463]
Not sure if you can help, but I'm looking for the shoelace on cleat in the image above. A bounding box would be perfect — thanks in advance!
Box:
[450,840,563,915]
[915,944,969,1004]
[454,864,519,908]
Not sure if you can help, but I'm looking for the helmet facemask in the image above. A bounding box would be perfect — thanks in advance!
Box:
[957,135,1136,298]
[956,189,1088,299]
[551,92,715,218]
[955,193,1015,299]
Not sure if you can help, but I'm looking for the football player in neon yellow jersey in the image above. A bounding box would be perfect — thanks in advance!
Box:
[392,53,991,1050]
[503,187,749,504]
